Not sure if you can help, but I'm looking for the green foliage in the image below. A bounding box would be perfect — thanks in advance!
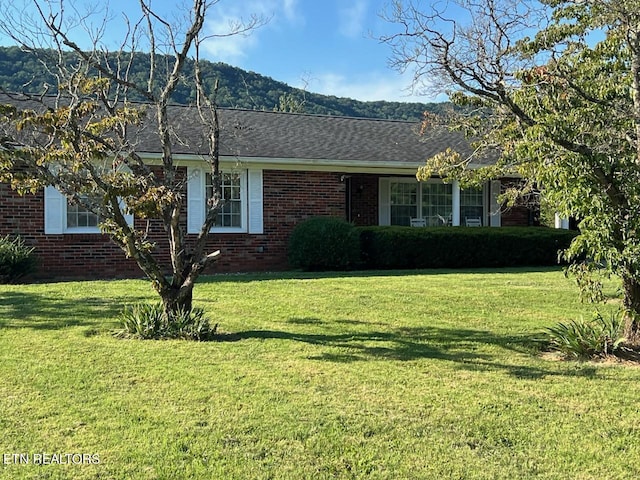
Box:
[0,234,37,283]
[0,46,440,121]
[115,303,218,341]
[544,310,626,359]
[288,216,361,271]
[391,0,640,330]
[358,226,577,269]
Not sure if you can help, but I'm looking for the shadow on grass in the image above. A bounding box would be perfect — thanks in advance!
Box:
[228,323,598,380]
[0,290,147,331]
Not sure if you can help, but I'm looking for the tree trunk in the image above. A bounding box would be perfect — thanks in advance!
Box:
[622,275,640,345]
[159,284,193,320]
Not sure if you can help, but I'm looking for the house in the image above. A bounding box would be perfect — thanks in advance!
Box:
[0,100,536,279]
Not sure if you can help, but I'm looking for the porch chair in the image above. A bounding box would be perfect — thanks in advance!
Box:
[465,217,482,227]
[410,217,426,227]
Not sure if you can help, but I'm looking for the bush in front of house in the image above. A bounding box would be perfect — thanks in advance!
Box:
[0,234,37,283]
[288,216,361,271]
[357,226,578,269]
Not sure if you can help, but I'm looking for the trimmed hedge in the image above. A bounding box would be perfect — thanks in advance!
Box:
[357,226,578,269]
[288,216,361,271]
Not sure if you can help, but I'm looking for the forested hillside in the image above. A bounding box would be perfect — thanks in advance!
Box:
[0,46,444,121]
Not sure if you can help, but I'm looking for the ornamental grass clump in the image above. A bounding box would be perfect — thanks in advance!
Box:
[0,234,37,284]
[115,303,218,341]
[544,310,626,359]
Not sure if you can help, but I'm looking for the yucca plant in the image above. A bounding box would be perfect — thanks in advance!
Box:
[0,234,37,283]
[115,303,218,341]
[545,310,626,359]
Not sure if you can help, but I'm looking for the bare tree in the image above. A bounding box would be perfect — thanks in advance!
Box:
[0,0,265,321]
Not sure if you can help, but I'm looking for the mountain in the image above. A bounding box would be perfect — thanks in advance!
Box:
[0,46,444,121]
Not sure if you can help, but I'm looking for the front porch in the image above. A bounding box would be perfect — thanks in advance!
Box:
[346,174,538,228]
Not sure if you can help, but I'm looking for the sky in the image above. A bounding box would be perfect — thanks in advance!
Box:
[197,0,439,102]
[0,0,447,103]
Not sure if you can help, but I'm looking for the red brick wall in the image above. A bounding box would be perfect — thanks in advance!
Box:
[349,174,379,226]
[0,169,347,279]
[1,170,538,280]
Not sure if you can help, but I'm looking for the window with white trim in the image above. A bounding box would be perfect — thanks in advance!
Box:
[44,186,133,234]
[421,182,453,226]
[66,197,100,229]
[460,187,484,225]
[206,172,243,228]
[381,178,486,227]
[390,181,418,227]
[186,167,264,235]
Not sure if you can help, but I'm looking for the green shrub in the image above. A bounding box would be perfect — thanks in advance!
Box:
[357,226,578,269]
[544,311,626,359]
[288,216,360,271]
[0,234,37,283]
[115,303,218,341]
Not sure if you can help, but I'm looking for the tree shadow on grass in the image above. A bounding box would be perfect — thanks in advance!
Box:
[230,322,599,380]
[0,290,147,332]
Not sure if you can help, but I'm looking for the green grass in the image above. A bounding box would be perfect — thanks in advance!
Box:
[1,268,639,479]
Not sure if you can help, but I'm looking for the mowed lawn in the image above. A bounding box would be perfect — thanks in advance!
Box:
[1,268,639,479]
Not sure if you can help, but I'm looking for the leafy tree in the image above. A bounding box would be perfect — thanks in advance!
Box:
[0,0,263,319]
[382,0,640,342]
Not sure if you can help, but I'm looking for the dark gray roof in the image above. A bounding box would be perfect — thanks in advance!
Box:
[0,93,480,167]
[151,105,475,166]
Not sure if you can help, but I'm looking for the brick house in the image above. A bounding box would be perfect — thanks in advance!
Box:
[0,103,535,279]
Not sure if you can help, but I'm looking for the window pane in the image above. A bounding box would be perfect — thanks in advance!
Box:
[421,183,452,226]
[67,198,100,229]
[206,172,242,228]
[390,181,418,226]
[461,187,484,225]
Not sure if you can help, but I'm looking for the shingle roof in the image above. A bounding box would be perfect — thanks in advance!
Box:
[145,105,475,167]
[0,93,480,167]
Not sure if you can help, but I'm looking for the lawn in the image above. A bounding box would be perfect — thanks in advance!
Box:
[1,268,639,479]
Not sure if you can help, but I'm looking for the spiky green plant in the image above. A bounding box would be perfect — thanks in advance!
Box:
[545,310,626,359]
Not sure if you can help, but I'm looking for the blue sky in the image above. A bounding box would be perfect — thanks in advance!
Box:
[0,0,444,103]
[198,0,433,102]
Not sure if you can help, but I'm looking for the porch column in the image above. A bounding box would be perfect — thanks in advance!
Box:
[555,213,570,229]
[489,180,502,227]
[452,180,461,226]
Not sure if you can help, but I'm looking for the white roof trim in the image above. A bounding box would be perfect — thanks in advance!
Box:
[134,152,498,175]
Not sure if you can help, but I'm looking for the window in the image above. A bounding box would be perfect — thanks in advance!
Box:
[206,172,242,228]
[44,187,133,234]
[66,197,100,229]
[421,183,453,226]
[460,187,484,225]
[379,178,486,227]
[186,167,264,235]
[390,181,418,227]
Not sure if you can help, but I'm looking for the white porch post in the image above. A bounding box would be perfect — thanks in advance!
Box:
[489,180,502,227]
[555,213,570,229]
[452,180,461,226]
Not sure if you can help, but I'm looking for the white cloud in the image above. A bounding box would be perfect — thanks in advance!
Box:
[338,0,368,38]
[282,0,302,23]
[298,71,447,103]
[202,0,302,63]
